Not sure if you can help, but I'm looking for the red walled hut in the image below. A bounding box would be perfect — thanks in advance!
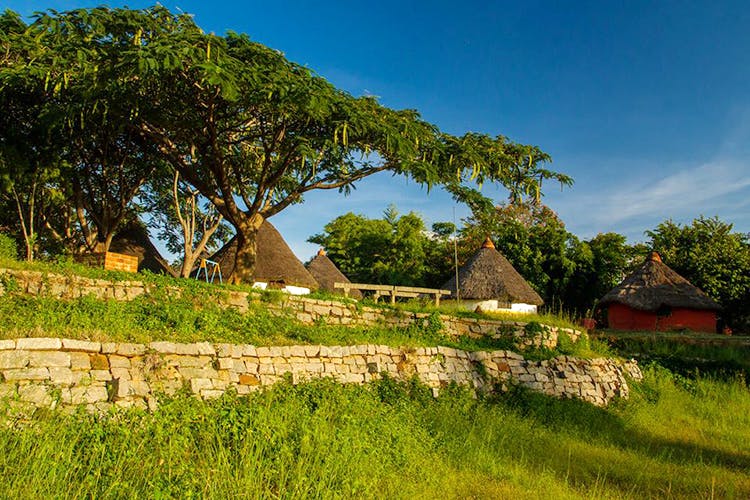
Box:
[598,252,721,333]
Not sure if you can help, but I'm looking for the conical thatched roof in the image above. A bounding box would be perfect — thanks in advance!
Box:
[306,249,362,299]
[109,222,176,277]
[207,221,318,289]
[442,237,543,305]
[600,252,720,312]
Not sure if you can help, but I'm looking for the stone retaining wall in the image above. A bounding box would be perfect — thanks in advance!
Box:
[0,269,583,350]
[0,338,642,411]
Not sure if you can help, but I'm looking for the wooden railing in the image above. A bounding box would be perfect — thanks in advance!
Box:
[334,282,451,306]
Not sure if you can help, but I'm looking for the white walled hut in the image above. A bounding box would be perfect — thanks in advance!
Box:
[306,249,363,299]
[442,237,543,313]
[206,221,318,295]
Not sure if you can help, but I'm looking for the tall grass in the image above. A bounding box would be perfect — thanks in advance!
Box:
[600,332,750,382]
[0,367,748,498]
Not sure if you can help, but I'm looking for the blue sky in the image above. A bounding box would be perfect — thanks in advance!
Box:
[7,1,750,260]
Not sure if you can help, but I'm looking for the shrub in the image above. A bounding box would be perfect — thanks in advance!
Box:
[0,233,17,261]
[556,332,575,354]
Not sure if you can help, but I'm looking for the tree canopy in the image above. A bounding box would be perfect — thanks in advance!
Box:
[0,5,567,281]
[308,206,454,288]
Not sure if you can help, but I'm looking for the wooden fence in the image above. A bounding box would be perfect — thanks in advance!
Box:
[334,282,451,306]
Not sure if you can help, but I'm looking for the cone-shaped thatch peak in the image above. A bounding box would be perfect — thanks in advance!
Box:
[110,222,176,277]
[206,221,318,289]
[600,254,720,312]
[441,242,543,305]
[306,252,363,299]
[482,237,495,249]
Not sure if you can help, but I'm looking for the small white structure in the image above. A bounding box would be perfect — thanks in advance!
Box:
[251,282,312,296]
[459,300,538,314]
[441,238,543,314]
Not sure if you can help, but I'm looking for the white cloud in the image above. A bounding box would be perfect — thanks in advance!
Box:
[594,161,750,224]
[550,158,750,242]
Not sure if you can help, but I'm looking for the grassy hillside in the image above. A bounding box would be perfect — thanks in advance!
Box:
[0,260,600,358]
[597,331,750,381]
[0,367,748,498]
[1,258,748,497]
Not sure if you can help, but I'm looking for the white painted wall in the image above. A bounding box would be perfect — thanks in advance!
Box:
[252,282,311,296]
[450,299,537,314]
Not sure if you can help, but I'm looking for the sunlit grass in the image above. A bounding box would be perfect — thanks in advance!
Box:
[0,368,747,498]
[0,293,586,356]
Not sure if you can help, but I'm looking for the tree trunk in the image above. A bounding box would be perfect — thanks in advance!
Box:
[91,239,108,254]
[180,249,195,278]
[231,214,264,285]
[12,185,35,262]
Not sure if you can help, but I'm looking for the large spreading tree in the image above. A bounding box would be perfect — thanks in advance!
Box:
[1,6,568,283]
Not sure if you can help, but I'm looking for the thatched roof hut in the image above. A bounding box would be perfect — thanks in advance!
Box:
[599,252,720,333]
[206,221,318,290]
[109,222,176,276]
[442,237,543,306]
[306,249,362,299]
[600,252,720,312]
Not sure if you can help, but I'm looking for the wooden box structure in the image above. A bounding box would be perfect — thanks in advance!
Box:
[76,251,139,273]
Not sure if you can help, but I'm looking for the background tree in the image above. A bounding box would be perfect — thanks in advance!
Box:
[563,232,641,316]
[3,6,570,285]
[67,127,161,254]
[0,11,66,260]
[309,206,454,287]
[1,8,163,256]
[460,203,578,307]
[10,6,564,283]
[145,170,232,277]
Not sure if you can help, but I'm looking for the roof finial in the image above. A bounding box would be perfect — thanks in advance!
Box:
[481,236,495,249]
[649,251,662,263]
[317,248,326,256]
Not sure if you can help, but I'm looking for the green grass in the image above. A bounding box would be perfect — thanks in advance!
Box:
[482,309,580,329]
[0,367,748,498]
[0,255,263,295]
[0,292,591,356]
[2,255,580,328]
[356,296,580,330]
[597,330,750,382]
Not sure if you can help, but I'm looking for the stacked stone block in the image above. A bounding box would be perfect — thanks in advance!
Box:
[0,338,641,412]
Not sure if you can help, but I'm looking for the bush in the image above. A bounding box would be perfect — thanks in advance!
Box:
[0,233,17,261]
